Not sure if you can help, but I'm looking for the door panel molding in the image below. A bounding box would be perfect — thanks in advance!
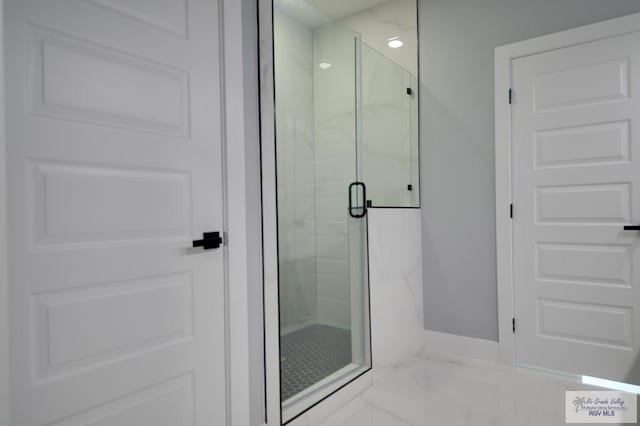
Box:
[495,11,640,368]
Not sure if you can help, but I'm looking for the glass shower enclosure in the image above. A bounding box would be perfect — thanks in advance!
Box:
[273,0,418,420]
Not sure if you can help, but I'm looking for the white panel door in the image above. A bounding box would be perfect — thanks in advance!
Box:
[512,31,640,383]
[5,0,226,425]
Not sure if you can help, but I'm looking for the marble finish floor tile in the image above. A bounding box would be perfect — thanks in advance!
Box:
[316,352,629,426]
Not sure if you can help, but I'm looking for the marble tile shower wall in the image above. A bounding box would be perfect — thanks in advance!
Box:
[312,25,358,329]
[367,209,423,367]
[339,0,417,76]
[274,9,318,332]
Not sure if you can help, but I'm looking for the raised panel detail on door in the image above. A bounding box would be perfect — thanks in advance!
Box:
[34,273,193,380]
[48,374,195,426]
[536,243,632,287]
[535,183,631,224]
[89,0,189,37]
[512,30,640,383]
[538,299,633,349]
[30,27,189,137]
[535,121,630,168]
[534,58,629,112]
[33,162,191,244]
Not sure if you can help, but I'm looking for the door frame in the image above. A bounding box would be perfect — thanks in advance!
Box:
[0,1,9,424]
[495,11,640,366]
[0,0,264,424]
[220,0,265,425]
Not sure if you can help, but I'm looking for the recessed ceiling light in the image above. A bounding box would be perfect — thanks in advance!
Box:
[319,62,332,69]
[388,37,403,48]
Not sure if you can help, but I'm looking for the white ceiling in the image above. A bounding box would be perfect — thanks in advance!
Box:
[306,0,391,20]
[274,0,391,27]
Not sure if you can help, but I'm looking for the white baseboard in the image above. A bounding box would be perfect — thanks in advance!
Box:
[423,330,500,363]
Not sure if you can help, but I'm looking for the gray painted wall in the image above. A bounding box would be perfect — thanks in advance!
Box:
[419,0,640,341]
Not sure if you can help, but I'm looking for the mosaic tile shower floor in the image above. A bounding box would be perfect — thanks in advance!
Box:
[281,324,352,401]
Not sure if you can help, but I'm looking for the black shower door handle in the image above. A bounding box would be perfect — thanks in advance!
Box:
[349,182,367,219]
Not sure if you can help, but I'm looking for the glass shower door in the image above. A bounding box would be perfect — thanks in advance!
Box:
[273,6,371,422]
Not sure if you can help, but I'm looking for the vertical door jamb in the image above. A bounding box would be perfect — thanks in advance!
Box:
[0,0,10,423]
[221,0,266,424]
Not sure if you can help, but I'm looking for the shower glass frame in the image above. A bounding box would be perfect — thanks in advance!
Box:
[259,0,420,424]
